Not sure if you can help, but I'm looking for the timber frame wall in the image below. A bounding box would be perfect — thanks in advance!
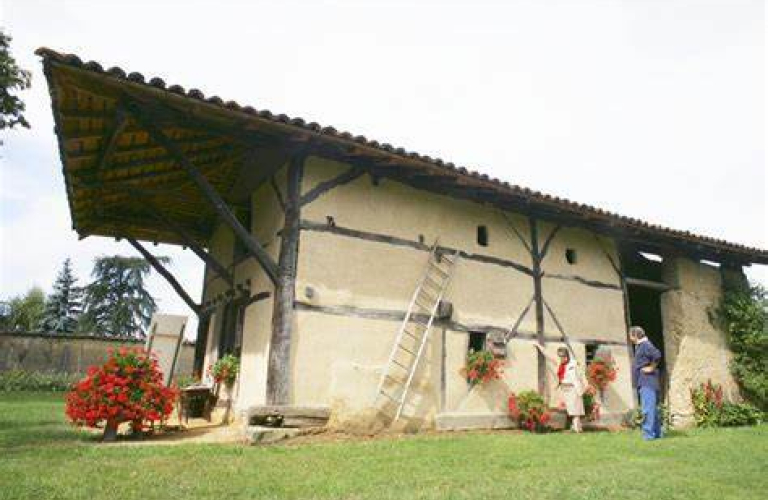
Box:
[200,153,643,420]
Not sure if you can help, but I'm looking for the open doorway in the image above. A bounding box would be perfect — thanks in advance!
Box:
[621,249,668,399]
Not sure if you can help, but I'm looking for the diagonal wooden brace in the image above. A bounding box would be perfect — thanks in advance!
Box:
[125,100,279,285]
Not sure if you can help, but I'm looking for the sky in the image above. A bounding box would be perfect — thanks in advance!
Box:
[0,0,765,339]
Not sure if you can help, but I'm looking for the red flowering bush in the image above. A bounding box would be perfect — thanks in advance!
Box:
[65,347,177,440]
[461,350,504,386]
[587,351,617,392]
[508,391,551,432]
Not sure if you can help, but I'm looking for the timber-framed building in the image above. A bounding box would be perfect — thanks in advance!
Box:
[37,48,767,430]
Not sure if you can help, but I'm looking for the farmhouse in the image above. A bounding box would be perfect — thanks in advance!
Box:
[37,48,767,431]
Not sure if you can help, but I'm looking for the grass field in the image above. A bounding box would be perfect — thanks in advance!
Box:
[1,392,766,500]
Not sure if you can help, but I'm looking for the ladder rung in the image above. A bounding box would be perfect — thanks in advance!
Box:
[419,290,438,302]
[392,359,410,370]
[415,299,434,310]
[403,329,419,340]
[385,374,405,385]
[379,390,400,402]
[430,262,449,274]
[398,345,416,356]
[424,275,443,288]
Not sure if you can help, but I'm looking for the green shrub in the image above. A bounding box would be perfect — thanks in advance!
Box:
[0,370,80,392]
[691,380,764,428]
[718,402,763,427]
[719,282,767,410]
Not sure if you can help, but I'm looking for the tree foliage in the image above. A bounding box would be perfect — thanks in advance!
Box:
[1,287,46,331]
[719,281,767,410]
[41,258,83,333]
[80,256,168,338]
[0,30,31,131]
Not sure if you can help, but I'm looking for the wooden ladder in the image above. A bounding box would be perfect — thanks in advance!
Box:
[375,240,459,422]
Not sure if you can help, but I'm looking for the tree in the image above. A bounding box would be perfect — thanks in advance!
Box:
[720,282,768,411]
[2,287,46,332]
[80,255,167,338]
[41,258,83,333]
[0,30,31,131]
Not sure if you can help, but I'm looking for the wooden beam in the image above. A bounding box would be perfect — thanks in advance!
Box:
[300,166,365,206]
[267,151,306,405]
[625,277,673,292]
[138,193,235,287]
[127,237,201,315]
[126,101,279,285]
[529,217,548,401]
[95,107,128,175]
[539,224,562,261]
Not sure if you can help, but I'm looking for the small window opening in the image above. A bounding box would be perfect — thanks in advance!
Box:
[326,215,336,227]
[468,331,487,353]
[477,225,489,247]
[565,248,578,265]
[585,343,600,364]
[418,234,425,245]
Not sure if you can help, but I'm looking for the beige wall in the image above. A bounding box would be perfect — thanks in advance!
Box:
[197,153,738,431]
[292,156,634,428]
[202,162,286,411]
[661,257,739,426]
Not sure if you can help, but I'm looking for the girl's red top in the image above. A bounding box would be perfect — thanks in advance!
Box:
[557,361,567,383]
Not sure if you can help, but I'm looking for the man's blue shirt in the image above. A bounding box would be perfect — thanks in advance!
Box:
[633,340,662,391]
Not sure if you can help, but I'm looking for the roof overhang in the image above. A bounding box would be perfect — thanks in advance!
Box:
[37,48,768,266]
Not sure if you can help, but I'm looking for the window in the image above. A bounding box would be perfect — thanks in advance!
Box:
[468,331,487,353]
[585,343,599,364]
[565,248,578,265]
[218,300,245,357]
[477,225,489,247]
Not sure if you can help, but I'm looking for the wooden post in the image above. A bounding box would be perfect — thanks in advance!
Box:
[264,151,306,405]
[126,101,279,284]
[529,217,548,401]
[127,237,201,315]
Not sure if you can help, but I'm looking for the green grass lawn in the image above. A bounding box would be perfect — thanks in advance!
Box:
[1,393,766,500]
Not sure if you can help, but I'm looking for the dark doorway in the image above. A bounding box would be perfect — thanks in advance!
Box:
[622,248,668,399]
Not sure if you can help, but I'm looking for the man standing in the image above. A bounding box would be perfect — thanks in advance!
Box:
[629,326,663,440]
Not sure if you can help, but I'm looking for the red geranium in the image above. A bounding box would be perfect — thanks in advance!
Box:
[508,391,551,433]
[461,350,504,387]
[65,347,177,440]
[587,351,617,392]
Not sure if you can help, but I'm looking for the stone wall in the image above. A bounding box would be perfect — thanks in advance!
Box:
[660,258,740,426]
[0,332,195,378]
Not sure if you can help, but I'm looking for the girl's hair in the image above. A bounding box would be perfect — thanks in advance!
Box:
[557,347,570,360]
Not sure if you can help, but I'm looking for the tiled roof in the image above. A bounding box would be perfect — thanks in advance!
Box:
[35,47,767,265]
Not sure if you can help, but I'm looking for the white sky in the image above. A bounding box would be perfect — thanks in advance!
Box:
[0,0,765,339]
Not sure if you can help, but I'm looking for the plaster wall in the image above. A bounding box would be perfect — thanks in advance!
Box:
[291,156,634,427]
[661,257,739,426]
[201,162,286,411]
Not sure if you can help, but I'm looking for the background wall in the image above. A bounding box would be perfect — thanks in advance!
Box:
[0,332,195,378]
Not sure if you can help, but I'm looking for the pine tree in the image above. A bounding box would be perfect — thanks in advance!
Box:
[40,258,82,333]
[80,255,167,338]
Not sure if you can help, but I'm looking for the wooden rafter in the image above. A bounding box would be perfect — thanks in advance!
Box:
[125,100,279,284]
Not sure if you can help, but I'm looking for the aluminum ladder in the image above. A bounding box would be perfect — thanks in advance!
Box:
[375,241,460,422]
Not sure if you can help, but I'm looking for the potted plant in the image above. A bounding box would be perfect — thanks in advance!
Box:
[208,354,240,423]
[586,351,617,399]
[461,349,504,387]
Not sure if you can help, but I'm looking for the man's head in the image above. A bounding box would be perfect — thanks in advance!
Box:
[628,326,646,344]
